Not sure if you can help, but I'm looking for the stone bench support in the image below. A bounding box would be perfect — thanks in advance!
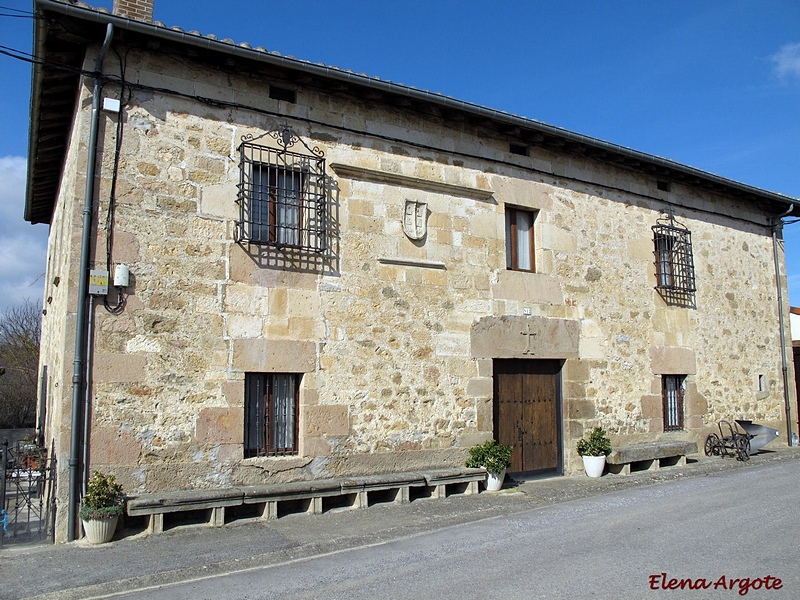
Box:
[606,441,697,475]
[127,488,244,534]
[126,468,486,534]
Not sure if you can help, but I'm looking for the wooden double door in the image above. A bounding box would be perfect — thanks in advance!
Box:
[494,359,563,475]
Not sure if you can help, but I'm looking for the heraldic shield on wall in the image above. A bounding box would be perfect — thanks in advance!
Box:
[403,199,428,240]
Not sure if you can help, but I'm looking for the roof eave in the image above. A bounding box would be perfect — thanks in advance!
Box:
[25,4,51,224]
[28,0,800,224]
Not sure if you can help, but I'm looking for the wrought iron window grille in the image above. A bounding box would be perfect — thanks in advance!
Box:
[652,210,696,303]
[662,375,685,431]
[244,372,301,458]
[236,123,327,253]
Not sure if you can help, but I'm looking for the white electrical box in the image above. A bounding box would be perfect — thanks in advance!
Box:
[89,270,109,296]
[103,97,121,113]
[114,264,130,288]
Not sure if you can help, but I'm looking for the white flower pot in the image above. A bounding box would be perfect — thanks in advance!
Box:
[486,469,506,491]
[82,515,118,544]
[582,455,606,478]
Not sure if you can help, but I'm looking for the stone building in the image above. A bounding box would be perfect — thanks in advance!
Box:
[27,0,799,541]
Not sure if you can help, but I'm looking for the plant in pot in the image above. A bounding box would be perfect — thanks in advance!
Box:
[80,470,124,544]
[466,439,514,491]
[18,435,45,471]
[576,426,612,478]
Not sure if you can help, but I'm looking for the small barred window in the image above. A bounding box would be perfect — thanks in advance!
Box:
[662,375,685,431]
[244,372,301,458]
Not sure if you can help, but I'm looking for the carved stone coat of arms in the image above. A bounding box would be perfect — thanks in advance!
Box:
[403,199,428,240]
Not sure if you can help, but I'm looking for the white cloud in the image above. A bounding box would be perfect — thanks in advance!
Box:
[0,156,49,312]
[772,42,800,80]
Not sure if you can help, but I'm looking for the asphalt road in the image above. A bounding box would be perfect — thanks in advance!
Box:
[103,460,800,600]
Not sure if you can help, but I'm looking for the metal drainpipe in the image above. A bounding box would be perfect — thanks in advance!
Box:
[68,23,114,542]
[82,295,96,497]
[771,204,795,447]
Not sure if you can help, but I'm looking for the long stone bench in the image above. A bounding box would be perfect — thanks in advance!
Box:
[126,467,486,534]
[606,441,698,475]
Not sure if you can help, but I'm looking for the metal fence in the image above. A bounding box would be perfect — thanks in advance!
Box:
[1,439,56,547]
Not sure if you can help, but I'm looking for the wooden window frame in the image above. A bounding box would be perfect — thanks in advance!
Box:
[244,373,301,458]
[506,207,536,272]
[654,233,676,288]
[252,165,306,247]
[662,375,685,432]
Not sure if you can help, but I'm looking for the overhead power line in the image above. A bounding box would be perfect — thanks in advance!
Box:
[0,5,34,14]
[0,4,34,19]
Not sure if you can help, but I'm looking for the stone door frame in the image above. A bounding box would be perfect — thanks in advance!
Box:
[471,315,579,476]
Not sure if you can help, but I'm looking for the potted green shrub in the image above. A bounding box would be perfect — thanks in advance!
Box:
[80,470,125,544]
[576,426,612,478]
[466,439,514,491]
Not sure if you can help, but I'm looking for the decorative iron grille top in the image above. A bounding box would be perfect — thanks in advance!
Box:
[239,122,325,158]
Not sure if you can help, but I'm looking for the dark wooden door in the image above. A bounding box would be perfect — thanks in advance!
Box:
[494,359,562,475]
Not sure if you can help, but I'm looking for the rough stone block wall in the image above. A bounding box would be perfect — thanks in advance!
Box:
[36,44,795,539]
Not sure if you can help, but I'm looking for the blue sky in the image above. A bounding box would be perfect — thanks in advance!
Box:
[1,0,799,312]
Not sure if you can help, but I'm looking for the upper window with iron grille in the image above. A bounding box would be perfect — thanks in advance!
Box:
[236,124,327,253]
[652,211,696,295]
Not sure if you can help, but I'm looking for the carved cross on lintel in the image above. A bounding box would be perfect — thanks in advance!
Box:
[521,321,537,355]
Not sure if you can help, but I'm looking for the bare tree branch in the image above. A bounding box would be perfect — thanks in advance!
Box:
[0,300,41,428]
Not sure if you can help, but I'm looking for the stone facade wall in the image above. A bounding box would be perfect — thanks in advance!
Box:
[37,58,108,539]
[37,43,796,539]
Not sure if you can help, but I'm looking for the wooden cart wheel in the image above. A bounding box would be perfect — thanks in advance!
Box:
[704,433,720,456]
[736,436,750,461]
